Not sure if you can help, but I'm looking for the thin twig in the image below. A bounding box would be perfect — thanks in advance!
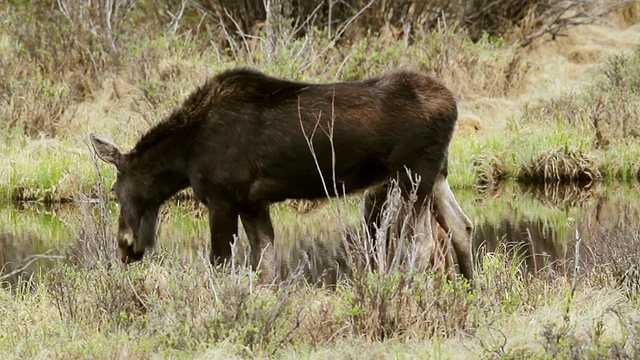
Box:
[571,229,582,297]
[0,252,64,282]
[298,0,376,72]
[526,227,538,275]
[126,274,148,311]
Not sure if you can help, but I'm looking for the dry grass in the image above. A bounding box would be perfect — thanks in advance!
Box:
[473,154,508,188]
[580,215,640,299]
[518,146,602,183]
[285,199,325,214]
[0,0,533,201]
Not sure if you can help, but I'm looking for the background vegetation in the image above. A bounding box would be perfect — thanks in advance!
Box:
[1,0,638,201]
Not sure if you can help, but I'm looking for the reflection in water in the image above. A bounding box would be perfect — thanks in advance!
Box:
[2,181,640,287]
[0,201,71,289]
[0,233,62,289]
[473,181,640,274]
[277,233,351,286]
[521,181,598,208]
[474,219,566,274]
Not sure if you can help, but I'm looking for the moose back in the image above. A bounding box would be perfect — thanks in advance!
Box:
[91,68,474,280]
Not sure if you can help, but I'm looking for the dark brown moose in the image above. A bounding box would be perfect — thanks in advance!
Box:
[91,68,474,280]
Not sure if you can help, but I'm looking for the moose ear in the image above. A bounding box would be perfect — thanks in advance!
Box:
[90,133,123,166]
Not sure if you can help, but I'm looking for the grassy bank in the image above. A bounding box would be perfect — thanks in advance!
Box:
[0,29,523,200]
[468,48,640,187]
[2,1,639,201]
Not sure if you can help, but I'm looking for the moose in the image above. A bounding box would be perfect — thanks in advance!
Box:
[91,67,474,280]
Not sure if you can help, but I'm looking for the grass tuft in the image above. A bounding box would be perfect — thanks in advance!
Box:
[473,153,508,188]
[518,146,602,183]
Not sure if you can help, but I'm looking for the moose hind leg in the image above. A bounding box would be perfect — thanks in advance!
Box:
[240,203,275,280]
[397,164,440,268]
[363,183,389,246]
[432,173,474,280]
[364,182,400,268]
[365,163,439,269]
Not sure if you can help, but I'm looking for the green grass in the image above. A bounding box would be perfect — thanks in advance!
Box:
[0,0,528,200]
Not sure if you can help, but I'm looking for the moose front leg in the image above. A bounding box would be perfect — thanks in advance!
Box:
[208,201,239,266]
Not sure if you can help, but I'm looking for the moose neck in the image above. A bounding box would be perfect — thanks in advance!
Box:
[128,125,194,205]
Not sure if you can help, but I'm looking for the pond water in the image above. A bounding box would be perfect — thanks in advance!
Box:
[2,181,640,288]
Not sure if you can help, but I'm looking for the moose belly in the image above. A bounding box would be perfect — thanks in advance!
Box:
[248,161,389,203]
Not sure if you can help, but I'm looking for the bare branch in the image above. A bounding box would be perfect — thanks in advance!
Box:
[0,252,63,282]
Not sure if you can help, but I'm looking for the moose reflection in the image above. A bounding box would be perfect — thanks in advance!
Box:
[91,68,474,280]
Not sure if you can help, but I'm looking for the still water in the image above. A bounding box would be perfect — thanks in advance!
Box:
[2,181,639,287]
